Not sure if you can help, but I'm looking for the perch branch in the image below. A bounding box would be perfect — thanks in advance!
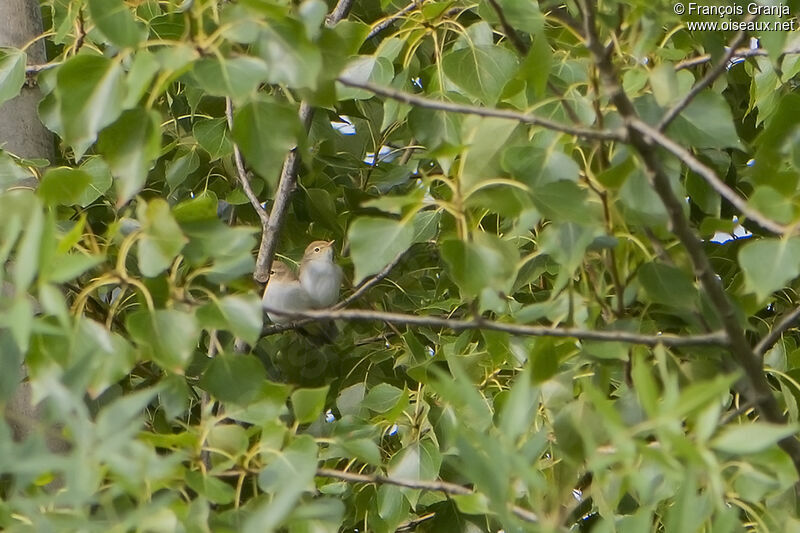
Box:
[262,307,729,347]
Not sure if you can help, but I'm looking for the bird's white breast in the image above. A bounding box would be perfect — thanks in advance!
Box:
[300,260,343,308]
[262,281,312,323]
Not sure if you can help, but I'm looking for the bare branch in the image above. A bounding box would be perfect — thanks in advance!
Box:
[486,0,529,55]
[333,250,407,309]
[326,0,355,26]
[367,0,423,40]
[262,307,728,347]
[754,306,800,356]
[629,118,788,235]
[251,0,355,284]
[253,102,313,284]
[336,77,626,141]
[316,468,541,524]
[657,14,755,131]
[578,0,800,480]
[225,98,269,225]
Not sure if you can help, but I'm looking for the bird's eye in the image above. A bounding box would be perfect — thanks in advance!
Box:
[314,247,320,252]
[269,270,275,275]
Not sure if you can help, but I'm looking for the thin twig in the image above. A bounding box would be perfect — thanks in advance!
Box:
[367,0,423,40]
[657,14,756,131]
[333,250,407,310]
[579,0,800,482]
[487,0,529,55]
[262,307,729,347]
[754,306,800,356]
[674,45,800,71]
[225,98,268,225]
[316,468,541,524]
[336,78,626,141]
[629,118,787,235]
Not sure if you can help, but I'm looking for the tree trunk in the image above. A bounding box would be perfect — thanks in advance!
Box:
[0,0,52,161]
[0,0,58,448]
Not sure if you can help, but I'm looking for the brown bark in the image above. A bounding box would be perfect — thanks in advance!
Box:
[0,0,52,162]
[0,0,60,450]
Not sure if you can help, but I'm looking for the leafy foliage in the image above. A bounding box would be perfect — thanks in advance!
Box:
[1,0,800,531]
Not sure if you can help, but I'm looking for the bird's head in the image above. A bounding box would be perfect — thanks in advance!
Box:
[302,240,335,263]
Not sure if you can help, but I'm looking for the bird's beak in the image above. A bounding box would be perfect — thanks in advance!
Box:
[327,240,335,247]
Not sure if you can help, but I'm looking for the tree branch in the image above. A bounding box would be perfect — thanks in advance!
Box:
[336,78,626,141]
[225,98,268,225]
[262,307,728,347]
[316,468,541,524]
[486,0,528,55]
[251,0,355,284]
[367,0,423,40]
[629,118,787,235]
[657,14,755,131]
[333,250,407,310]
[674,45,800,71]
[325,0,355,26]
[754,306,800,356]
[578,0,800,480]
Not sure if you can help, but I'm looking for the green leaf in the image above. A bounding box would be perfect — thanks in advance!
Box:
[387,439,441,482]
[251,435,318,532]
[502,145,580,187]
[739,237,800,301]
[173,190,218,222]
[256,19,322,89]
[232,100,303,185]
[637,262,698,307]
[538,222,596,275]
[337,56,394,100]
[460,116,517,191]
[440,233,518,298]
[650,63,679,107]
[193,118,233,161]
[0,48,26,106]
[88,0,146,48]
[55,54,125,157]
[348,217,414,284]
[44,253,104,283]
[442,45,518,105]
[200,354,267,404]
[667,91,741,149]
[362,383,404,413]
[76,157,113,206]
[291,385,329,424]
[38,167,92,206]
[97,108,161,205]
[531,180,600,225]
[711,422,800,454]
[165,150,199,192]
[136,198,187,277]
[196,294,263,346]
[127,309,199,371]
[192,57,269,103]
[185,471,236,505]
